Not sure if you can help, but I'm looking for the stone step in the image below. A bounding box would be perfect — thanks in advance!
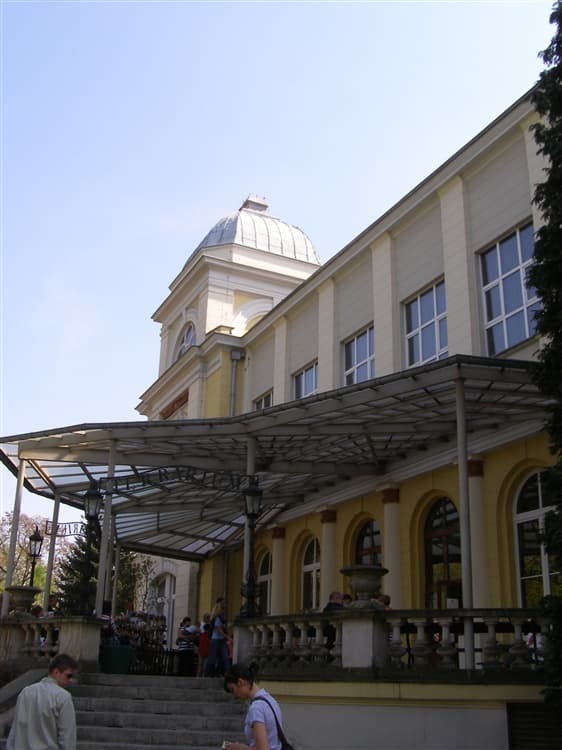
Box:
[73,696,243,716]
[76,709,243,731]
[77,724,238,747]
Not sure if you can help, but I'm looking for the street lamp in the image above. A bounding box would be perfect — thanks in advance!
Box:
[28,525,44,588]
[81,480,104,615]
[240,476,263,618]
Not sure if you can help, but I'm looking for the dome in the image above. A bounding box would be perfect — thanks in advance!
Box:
[195,195,321,265]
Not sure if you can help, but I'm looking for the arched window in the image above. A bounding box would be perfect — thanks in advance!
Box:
[355,519,382,565]
[175,323,195,361]
[515,471,560,606]
[257,551,272,615]
[424,498,462,608]
[301,537,321,611]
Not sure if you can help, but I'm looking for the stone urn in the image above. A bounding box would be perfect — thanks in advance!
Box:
[340,564,388,607]
[4,585,42,614]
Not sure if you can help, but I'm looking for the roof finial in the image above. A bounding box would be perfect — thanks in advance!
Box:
[240,194,268,213]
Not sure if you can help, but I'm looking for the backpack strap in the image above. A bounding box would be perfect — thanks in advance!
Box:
[251,695,290,748]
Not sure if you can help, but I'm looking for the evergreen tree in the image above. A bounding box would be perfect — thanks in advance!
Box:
[56,519,100,616]
[527,0,562,708]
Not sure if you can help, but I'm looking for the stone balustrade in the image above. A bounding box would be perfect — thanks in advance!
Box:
[0,615,105,672]
[233,608,551,679]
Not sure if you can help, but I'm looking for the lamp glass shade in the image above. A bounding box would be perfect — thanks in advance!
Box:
[84,481,104,519]
[244,481,263,517]
[28,525,44,558]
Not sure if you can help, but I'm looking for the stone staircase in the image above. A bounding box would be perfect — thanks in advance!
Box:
[71,672,246,750]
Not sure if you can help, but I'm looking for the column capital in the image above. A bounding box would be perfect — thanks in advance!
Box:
[382,487,400,504]
[320,509,337,524]
[271,526,286,540]
[468,459,484,477]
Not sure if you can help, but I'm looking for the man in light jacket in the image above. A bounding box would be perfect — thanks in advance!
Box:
[7,653,77,750]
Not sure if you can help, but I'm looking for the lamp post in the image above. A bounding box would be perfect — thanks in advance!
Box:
[28,525,44,588]
[240,476,263,618]
[81,479,104,616]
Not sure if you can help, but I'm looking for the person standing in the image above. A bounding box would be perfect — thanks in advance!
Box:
[177,616,198,676]
[7,653,78,750]
[223,662,291,750]
[203,597,229,677]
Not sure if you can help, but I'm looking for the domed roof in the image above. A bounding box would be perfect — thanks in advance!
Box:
[195,195,321,265]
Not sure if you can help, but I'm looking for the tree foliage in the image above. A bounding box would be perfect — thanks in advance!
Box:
[527,0,562,709]
[0,512,71,591]
[55,519,100,615]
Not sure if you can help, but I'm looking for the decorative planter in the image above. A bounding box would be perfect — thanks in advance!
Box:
[340,565,388,607]
[5,585,42,614]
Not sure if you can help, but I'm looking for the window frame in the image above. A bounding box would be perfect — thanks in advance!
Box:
[513,470,559,607]
[479,222,539,356]
[301,537,321,611]
[294,361,318,400]
[404,280,448,368]
[253,391,273,411]
[343,325,375,386]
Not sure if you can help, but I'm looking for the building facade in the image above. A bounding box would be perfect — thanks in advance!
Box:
[137,89,558,633]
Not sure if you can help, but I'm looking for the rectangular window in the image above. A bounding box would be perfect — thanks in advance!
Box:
[480,222,539,355]
[294,361,318,399]
[405,280,448,367]
[253,391,272,410]
[344,325,375,385]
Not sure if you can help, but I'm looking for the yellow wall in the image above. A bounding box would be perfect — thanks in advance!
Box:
[202,433,554,617]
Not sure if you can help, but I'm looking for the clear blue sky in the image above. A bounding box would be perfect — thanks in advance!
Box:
[0,0,555,523]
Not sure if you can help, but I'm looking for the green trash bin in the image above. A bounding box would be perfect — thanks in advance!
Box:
[101,644,134,674]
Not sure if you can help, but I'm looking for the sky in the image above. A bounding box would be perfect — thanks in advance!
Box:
[0,0,555,525]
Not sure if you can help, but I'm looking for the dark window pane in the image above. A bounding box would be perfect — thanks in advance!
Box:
[439,318,448,349]
[356,331,367,362]
[499,233,518,272]
[345,372,355,386]
[482,248,498,285]
[519,223,534,263]
[487,322,505,355]
[406,300,418,332]
[408,334,419,365]
[485,286,502,321]
[421,322,436,360]
[369,326,375,356]
[527,303,540,336]
[356,363,368,383]
[503,271,523,314]
[436,281,446,315]
[506,310,526,348]
[518,474,539,512]
[295,374,303,399]
[420,288,434,325]
[345,340,354,370]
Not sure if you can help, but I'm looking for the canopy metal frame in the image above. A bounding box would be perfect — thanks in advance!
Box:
[0,355,550,565]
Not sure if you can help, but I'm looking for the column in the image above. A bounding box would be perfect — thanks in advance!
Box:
[270,527,286,616]
[320,509,337,607]
[382,487,402,608]
[42,492,61,611]
[468,459,490,608]
[520,114,548,230]
[371,233,397,377]
[1,459,26,616]
[439,176,477,355]
[273,317,288,403]
[317,279,336,391]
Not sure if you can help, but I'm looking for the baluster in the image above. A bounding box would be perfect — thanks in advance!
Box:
[435,618,458,670]
[387,617,407,669]
[308,619,326,664]
[410,618,431,667]
[296,620,312,665]
[508,619,533,669]
[257,624,270,668]
[331,620,343,667]
[481,618,503,669]
[280,622,294,667]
